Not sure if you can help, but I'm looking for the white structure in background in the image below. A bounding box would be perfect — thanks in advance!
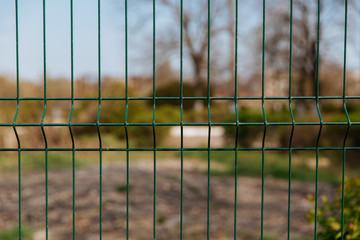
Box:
[170,126,224,137]
[170,126,225,147]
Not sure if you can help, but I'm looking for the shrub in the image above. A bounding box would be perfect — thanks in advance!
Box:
[128,105,180,147]
[223,108,264,147]
[183,103,231,123]
[73,98,180,146]
[152,81,209,110]
[307,178,360,240]
[321,113,360,166]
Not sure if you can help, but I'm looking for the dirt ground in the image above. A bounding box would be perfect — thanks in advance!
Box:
[0,159,335,240]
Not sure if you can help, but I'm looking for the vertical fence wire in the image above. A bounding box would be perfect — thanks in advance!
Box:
[68,0,76,239]
[96,1,103,238]
[13,0,21,239]
[233,0,239,239]
[152,0,157,239]
[179,0,184,239]
[314,1,323,239]
[1,1,358,239]
[40,0,49,239]
[341,1,351,239]
[124,0,130,239]
[206,0,211,239]
[260,0,267,239]
[287,1,295,239]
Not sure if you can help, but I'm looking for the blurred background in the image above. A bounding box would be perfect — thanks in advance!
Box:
[0,0,359,239]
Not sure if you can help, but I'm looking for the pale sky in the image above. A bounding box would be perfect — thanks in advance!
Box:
[0,0,125,81]
[0,0,359,82]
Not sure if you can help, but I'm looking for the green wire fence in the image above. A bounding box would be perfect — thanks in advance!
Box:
[0,0,358,239]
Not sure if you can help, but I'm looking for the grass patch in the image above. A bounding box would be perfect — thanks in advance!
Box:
[0,149,174,173]
[116,184,133,193]
[182,151,340,185]
[0,226,33,240]
[157,215,166,224]
[263,236,276,240]
[0,152,99,173]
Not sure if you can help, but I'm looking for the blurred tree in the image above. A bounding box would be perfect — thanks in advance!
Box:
[151,80,209,110]
[131,0,235,109]
[260,0,359,111]
[160,0,228,105]
[155,61,176,87]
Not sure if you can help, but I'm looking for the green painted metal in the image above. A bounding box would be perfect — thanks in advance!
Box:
[341,1,351,239]
[13,0,21,239]
[234,0,239,238]
[260,0,267,238]
[1,121,360,127]
[2,96,360,101]
[314,1,323,239]
[180,0,184,239]
[124,1,130,239]
[1,146,360,152]
[287,1,295,239]
[152,1,157,239]
[69,0,75,239]
[97,0,103,238]
[1,0,356,239]
[40,0,49,239]
[206,1,212,239]
[180,1,184,238]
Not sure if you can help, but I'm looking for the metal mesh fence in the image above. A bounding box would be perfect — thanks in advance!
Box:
[0,0,359,239]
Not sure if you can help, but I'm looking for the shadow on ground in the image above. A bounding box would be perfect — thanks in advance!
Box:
[0,159,335,240]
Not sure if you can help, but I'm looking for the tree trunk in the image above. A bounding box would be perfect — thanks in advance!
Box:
[192,54,204,112]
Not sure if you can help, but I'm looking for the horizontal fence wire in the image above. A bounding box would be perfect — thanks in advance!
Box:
[1,147,360,151]
[1,96,360,100]
[0,0,357,239]
[1,122,360,127]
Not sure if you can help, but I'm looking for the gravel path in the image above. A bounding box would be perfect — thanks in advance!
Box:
[0,159,335,240]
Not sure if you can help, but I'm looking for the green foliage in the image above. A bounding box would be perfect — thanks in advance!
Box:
[183,103,231,123]
[70,81,182,146]
[0,152,100,172]
[182,151,339,184]
[153,81,208,110]
[307,178,360,240]
[224,107,293,147]
[116,184,133,193]
[0,151,172,173]
[70,81,181,146]
[320,113,360,166]
[0,227,33,240]
[157,216,166,224]
[223,108,264,147]
[127,104,180,147]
